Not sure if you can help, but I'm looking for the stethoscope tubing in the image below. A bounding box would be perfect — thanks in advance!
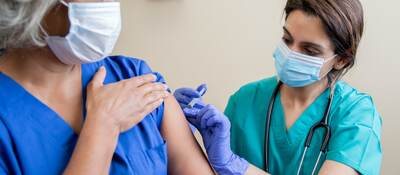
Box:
[264,81,334,175]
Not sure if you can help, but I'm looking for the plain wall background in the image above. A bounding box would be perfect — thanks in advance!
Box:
[113,0,400,173]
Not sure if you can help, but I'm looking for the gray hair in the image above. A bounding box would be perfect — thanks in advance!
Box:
[0,0,58,52]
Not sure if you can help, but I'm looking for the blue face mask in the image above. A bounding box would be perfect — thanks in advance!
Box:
[273,41,336,87]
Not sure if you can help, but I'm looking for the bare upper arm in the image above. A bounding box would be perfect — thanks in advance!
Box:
[318,160,359,175]
[160,95,214,175]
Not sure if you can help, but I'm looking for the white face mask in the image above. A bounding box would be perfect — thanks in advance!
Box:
[46,1,121,65]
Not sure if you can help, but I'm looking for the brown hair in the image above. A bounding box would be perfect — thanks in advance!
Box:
[284,0,364,82]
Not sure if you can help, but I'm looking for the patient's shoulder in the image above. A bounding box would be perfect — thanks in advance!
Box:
[92,55,166,83]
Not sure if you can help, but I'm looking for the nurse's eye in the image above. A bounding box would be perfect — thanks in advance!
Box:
[304,48,321,57]
[282,37,292,45]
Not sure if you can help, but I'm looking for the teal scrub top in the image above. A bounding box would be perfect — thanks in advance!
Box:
[224,77,382,175]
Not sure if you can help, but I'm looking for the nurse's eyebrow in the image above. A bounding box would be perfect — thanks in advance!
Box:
[283,27,293,38]
[283,26,324,51]
[301,42,324,51]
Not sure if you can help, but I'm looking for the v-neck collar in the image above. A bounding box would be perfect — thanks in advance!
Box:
[0,63,96,139]
[271,89,330,146]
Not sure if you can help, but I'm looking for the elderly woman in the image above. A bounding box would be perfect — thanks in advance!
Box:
[0,0,214,174]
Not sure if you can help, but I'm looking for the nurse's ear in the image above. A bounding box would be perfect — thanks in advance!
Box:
[41,2,70,37]
[333,49,353,71]
[333,58,348,70]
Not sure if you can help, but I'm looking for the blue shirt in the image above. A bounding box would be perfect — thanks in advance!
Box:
[0,56,168,175]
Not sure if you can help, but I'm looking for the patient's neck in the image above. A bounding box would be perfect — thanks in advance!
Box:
[0,47,80,87]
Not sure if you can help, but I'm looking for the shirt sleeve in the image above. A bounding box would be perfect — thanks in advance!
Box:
[326,96,382,175]
[136,60,167,129]
[0,161,7,175]
[224,94,240,153]
[102,56,168,130]
[136,60,166,84]
[224,95,237,121]
[0,167,7,175]
[0,120,11,175]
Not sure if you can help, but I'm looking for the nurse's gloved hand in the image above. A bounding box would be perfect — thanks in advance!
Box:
[174,84,207,132]
[187,104,249,175]
[174,84,207,116]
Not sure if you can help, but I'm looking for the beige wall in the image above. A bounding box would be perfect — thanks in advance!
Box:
[114,0,400,174]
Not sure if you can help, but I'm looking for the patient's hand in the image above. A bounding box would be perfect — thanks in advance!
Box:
[86,67,169,132]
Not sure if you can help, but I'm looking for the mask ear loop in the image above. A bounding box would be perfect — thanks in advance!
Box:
[60,0,68,7]
[319,54,338,80]
[324,54,337,63]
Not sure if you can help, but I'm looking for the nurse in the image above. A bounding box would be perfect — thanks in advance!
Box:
[0,0,214,174]
[174,0,382,174]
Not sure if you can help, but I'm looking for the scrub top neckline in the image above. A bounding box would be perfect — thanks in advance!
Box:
[272,88,330,146]
[0,64,89,137]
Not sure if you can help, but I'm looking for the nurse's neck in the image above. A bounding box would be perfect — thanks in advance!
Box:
[281,78,329,105]
[0,47,80,87]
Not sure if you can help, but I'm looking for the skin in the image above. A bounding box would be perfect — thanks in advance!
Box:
[0,0,214,174]
[234,10,358,175]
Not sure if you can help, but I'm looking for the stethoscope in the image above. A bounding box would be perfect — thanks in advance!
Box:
[264,81,334,175]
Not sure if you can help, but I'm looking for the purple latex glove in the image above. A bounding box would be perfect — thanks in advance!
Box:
[174,84,207,132]
[173,84,207,117]
[187,104,249,175]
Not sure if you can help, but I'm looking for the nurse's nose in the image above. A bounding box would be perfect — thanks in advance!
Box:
[286,42,303,53]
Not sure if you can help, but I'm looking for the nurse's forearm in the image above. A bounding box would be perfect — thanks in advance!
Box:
[63,115,120,175]
[244,164,270,175]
